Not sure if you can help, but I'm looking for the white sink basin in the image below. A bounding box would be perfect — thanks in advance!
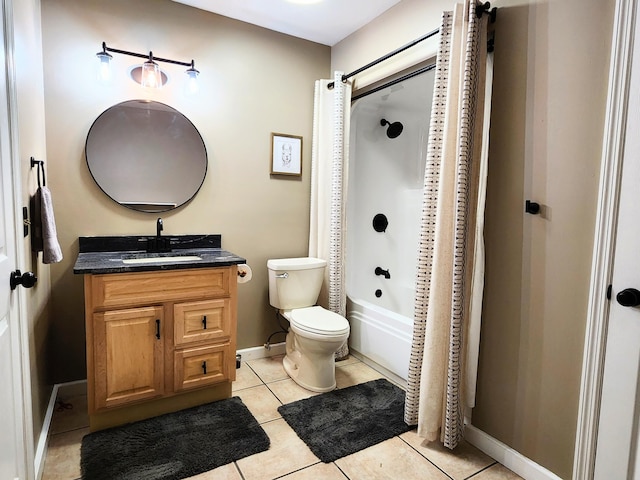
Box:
[122,255,202,265]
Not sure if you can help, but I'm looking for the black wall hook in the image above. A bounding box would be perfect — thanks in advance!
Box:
[525,200,541,215]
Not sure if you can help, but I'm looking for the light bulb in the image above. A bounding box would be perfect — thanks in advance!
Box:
[141,59,161,89]
[185,66,199,95]
[96,51,112,84]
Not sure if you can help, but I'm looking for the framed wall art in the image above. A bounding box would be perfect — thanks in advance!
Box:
[271,133,302,176]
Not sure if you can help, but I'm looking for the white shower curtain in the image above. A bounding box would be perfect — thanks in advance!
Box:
[309,71,352,359]
[404,0,490,449]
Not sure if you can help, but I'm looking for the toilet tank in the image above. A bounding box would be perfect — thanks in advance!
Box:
[267,257,327,310]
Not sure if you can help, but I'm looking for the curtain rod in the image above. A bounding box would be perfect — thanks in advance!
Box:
[351,63,437,102]
[327,27,438,89]
[328,1,496,89]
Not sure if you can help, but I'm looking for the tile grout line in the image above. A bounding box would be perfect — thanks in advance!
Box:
[397,434,455,480]
[270,460,323,479]
[334,461,351,479]
[463,461,499,479]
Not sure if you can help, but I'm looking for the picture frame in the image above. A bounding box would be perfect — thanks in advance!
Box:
[271,133,302,176]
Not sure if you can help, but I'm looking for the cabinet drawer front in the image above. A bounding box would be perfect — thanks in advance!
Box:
[174,299,230,346]
[174,344,230,392]
[90,268,230,309]
[94,306,164,410]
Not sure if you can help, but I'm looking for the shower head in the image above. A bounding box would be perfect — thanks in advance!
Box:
[380,119,403,139]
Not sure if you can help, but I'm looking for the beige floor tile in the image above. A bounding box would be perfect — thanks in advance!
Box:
[236,418,319,480]
[280,462,348,479]
[336,354,361,367]
[234,384,282,423]
[185,462,243,479]
[232,363,263,392]
[268,378,320,404]
[50,394,89,435]
[471,463,524,479]
[336,436,449,480]
[335,362,384,389]
[246,354,289,383]
[41,427,88,480]
[400,431,495,480]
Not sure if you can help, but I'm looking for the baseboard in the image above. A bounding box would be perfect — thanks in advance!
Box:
[34,379,88,480]
[34,383,59,480]
[465,425,563,480]
[237,342,285,362]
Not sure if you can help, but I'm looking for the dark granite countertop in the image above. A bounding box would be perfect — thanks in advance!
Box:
[73,235,246,275]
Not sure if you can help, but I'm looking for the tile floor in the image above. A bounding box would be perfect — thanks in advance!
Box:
[42,355,523,480]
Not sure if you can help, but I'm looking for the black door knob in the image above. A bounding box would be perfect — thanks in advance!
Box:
[10,270,37,290]
[616,288,640,307]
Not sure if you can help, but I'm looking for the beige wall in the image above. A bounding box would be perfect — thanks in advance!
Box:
[40,0,330,382]
[333,0,614,478]
[13,0,53,448]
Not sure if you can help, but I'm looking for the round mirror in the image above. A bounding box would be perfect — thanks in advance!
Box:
[85,100,207,212]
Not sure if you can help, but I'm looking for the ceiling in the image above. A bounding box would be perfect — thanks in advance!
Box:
[171,0,402,46]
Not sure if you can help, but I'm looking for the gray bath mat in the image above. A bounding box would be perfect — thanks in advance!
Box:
[277,378,412,462]
[81,396,270,480]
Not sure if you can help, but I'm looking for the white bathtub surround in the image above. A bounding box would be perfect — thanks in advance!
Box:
[346,52,434,383]
[404,0,492,450]
[309,70,352,360]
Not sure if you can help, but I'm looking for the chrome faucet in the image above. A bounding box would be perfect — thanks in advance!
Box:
[156,217,163,238]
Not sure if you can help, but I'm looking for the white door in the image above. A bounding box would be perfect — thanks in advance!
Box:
[593,9,640,479]
[0,0,28,478]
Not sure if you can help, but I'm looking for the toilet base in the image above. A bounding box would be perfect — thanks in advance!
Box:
[283,330,346,393]
[283,354,336,393]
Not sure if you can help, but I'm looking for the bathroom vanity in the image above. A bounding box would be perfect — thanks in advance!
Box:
[74,235,245,431]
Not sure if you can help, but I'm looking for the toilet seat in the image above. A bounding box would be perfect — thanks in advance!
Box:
[289,306,350,336]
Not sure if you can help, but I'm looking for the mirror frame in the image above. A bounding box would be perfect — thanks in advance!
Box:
[85,100,208,213]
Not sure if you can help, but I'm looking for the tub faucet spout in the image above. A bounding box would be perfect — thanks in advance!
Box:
[375,267,391,279]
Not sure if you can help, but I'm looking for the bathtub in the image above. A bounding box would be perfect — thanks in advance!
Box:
[347,296,413,380]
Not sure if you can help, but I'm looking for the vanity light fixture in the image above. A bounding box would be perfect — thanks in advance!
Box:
[96,42,199,91]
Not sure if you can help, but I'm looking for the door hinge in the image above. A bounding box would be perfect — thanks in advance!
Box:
[606,284,612,300]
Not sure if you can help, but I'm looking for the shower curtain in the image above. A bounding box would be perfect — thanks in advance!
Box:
[309,71,352,359]
[404,0,490,449]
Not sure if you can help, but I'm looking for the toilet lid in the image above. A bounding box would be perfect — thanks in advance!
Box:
[290,306,350,336]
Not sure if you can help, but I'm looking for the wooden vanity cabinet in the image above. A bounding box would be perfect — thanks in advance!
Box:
[84,266,237,430]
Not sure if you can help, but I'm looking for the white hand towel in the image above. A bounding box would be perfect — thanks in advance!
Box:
[40,186,63,264]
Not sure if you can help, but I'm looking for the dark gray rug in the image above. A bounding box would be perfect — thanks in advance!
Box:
[81,396,270,480]
[277,378,412,463]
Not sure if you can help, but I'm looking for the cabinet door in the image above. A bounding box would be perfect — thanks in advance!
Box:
[174,299,231,346]
[174,343,230,392]
[93,306,164,410]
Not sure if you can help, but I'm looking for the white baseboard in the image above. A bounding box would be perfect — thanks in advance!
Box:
[465,425,563,480]
[34,384,59,480]
[35,379,88,480]
[237,342,285,362]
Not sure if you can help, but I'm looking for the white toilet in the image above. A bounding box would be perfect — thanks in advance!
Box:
[267,257,350,392]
